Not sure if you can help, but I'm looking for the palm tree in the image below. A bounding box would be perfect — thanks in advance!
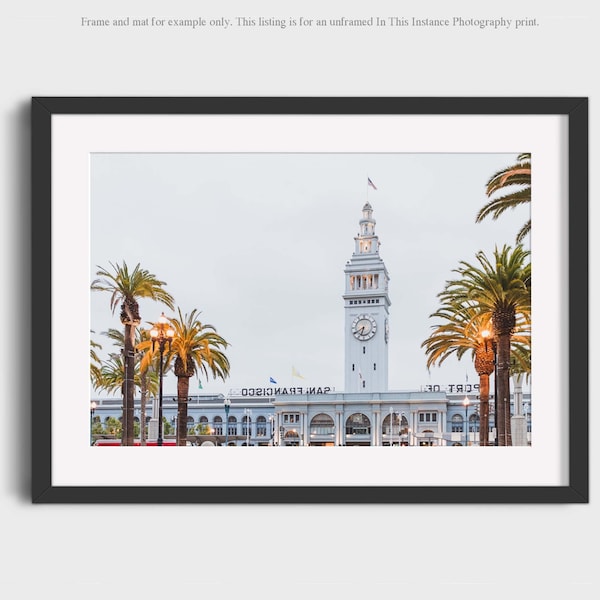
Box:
[91,261,175,446]
[476,153,531,244]
[104,416,122,439]
[422,306,494,446]
[90,332,103,390]
[96,354,138,395]
[103,327,159,445]
[140,308,230,446]
[136,329,159,445]
[437,245,531,445]
[422,303,530,446]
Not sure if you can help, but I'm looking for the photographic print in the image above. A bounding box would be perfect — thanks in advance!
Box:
[89,152,529,448]
[32,97,588,503]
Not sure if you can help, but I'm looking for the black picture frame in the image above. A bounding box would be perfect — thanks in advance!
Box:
[31,96,588,504]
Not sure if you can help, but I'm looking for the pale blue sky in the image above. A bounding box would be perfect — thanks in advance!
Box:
[90,152,529,396]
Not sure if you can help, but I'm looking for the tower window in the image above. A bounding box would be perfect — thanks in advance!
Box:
[352,364,355,371]
[362,380,366,388]
[363,347,366,354]
[374,363,376,370]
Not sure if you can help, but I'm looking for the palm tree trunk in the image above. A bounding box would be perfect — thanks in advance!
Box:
[478,373,490,446]
[496,332,512,446]
[474,344,495,446]
[140,371,147,446]
[123,323,136,446]
[177,376,190,446]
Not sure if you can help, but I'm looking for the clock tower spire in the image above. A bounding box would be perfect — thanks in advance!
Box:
[343,202,391,393]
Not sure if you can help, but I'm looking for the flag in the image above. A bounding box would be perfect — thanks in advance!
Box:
[291,366,305,379]
[269,377,277,384]
[198,379,203,389]
[368,177,377,190]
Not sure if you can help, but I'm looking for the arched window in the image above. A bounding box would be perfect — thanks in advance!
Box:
[256,416,267,437]
[451,414,463,433]
[345,413,371,435]
[400,414,409,434]
[383,412,408,445]
[228,416,237,437]
[242,415,251,436]
[194,416,210,435]
[383,412,400,437]
[310,413,335,436]
[468,413,480,433]
[213,416,223,435]
[284,429,301,446]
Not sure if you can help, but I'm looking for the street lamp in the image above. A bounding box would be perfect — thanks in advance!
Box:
[90,401,97,446]
[224,398,231,446]
[268,414,275,445]
[482,329,499,446]
[150,312,174,447]
[463,396,470,446]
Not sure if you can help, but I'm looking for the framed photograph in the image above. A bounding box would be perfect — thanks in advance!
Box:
[32,97,588,503]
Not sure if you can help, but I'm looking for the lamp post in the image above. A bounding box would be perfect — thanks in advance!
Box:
[482,332,499,446]
[90,401,97,446]
[244,408,252,446]
[478,328,496,446]
[268,414,275,445]
[150,312,174,447]
[224,398,231,446]
[463,396,470,446]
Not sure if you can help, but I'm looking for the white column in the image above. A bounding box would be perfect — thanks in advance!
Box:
[274,413,280,446]
[440,411,447,446]
[148,396,159,440]
[337,411,344,446]
[301,411,307,445]
[511,374,528,446]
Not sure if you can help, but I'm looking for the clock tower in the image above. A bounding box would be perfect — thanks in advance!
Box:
[344,202,391,393]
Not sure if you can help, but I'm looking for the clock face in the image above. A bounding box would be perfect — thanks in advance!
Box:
[352,314,377,340]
